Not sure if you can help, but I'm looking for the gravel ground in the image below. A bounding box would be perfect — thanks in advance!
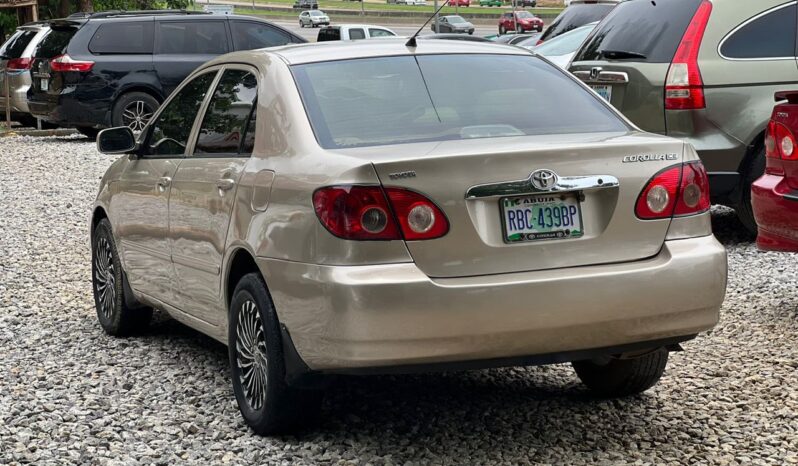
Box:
[1,135,797,465]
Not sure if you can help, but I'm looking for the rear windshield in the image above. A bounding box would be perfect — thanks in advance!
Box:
[538,3,614,43]
[292,54,628,149]
[0,29,38,59]
[573,0,702,63]
[33,27,78,58]
[317,27,340,41]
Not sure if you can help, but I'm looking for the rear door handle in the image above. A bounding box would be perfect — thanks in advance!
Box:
[216,178,235,191]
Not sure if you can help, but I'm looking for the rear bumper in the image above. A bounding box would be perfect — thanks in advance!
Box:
[260,235,727,371]
[0,71,32,114]
[28,91,109,128]
[752,173,798,252]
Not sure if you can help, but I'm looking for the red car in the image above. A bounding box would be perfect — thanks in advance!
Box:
[498,11,544,34]
[751,91,798,252]
[447,0,470,6]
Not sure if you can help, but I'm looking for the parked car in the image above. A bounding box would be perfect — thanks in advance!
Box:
[293,0,319,9]
[299,10,330,28]
[537,0,618,43]
[418,33,492,42]
[431,16,475,35]
[26,11,304,139]
[479,0,502,7]
[531,21,596,68]
[92,38,725,436]
[492,32,537,45]
[752,92,798,252]
[569,0,798,234]
[317,24,397,41]
[0,22,49,127]
[447,0,470,6]
[498,11,544,34]
[512,0,537,7]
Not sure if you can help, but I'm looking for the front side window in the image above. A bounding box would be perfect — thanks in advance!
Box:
[157,21,227,54]
[195,70,258,155]
[89,22,154,54]
[0,29,38,59]
[369,28,394,37]
[349,28,366,40]
[292,54,628,149]
[720,4,797,59]
[143,72,216,156]
[232,21,294,50]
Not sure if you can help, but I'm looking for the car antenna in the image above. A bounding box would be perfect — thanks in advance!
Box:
[406,1,451,47]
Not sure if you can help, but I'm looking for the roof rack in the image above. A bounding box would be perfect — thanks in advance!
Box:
[67,9,210,19]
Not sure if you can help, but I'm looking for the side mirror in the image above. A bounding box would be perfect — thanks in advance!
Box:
[97,127,137,155]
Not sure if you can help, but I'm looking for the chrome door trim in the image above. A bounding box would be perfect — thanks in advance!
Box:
[466,174,619,199]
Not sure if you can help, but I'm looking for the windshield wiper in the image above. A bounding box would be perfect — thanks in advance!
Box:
[600,50,647,60]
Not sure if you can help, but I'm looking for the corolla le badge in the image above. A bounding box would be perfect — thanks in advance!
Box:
[623,153,678,163]
[530,169,558,191]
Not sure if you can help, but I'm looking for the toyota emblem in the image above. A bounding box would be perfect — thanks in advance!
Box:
[530,169,558,191]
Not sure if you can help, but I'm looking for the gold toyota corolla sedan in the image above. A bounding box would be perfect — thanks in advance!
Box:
[91,38,727,435]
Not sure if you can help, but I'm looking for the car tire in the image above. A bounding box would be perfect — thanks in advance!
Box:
[76,126,100,140]
[516,24,523,33]
[736,146,766,235]
[572,348,669,398]
[299,20,304,27]
[112,92,160,134]
[499,25,506,34]
[92,218,153,336]
[229,273,323,436]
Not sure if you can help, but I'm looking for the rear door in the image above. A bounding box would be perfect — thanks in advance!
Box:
[168,67,257,325]
[569,0,703,134]
[154,20,229,97]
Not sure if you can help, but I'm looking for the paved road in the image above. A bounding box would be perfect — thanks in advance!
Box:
[272,19,500,41]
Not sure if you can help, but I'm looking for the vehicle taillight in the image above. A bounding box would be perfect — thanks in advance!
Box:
[313,185,448,241]
[636,162,710,219]
[50,54,94,72]
[6,58,32,70]
[665,0,712,110]
[765,119,797,175]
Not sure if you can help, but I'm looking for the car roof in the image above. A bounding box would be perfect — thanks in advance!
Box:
[215,37,528,66]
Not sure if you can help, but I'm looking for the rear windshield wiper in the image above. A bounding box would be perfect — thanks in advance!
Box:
[600,50,647,60]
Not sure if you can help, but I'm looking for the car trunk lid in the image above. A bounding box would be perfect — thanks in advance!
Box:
[354,132,686,278]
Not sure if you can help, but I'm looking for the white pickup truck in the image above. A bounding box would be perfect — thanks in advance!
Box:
[317,24,397,41]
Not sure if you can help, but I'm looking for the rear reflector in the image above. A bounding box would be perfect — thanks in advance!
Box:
[313,185,449,241]
[665,0,712,110]
[636,162,710,219]
[50,54,94,72]
[6,58,32,70]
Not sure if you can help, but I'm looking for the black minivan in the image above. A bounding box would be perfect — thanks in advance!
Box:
[27,10,304,138]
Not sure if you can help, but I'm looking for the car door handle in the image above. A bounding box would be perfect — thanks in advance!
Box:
[156,176,172,188]
[216,178,235,191]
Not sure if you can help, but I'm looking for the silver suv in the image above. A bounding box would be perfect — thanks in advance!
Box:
[0,22,49,127]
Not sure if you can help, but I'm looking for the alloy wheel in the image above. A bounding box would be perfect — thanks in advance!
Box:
[236,300,269,411]
[94,236,115,320]
[121,100,155,133]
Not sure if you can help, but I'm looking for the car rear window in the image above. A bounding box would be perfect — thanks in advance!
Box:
[720,4,797,60]
[33,27,77,58]
[538,3,614,43]
[157,21,228,54]
[573,0,702,63]
[317,27,340,41]
[0,29,38,59]
[292,54,628,149]
[89,22,153,54]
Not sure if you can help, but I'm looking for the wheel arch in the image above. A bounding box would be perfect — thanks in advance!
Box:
[90,205,108,241]
[225,247,264,309]
[112,84,165,105]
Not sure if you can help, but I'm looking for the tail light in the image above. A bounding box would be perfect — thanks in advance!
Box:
[765,119,797,175]
[50,54,94,72]
[635,162,710,219]
[6,58,32,70]
[313,185,449,241]
[665,0,712,110]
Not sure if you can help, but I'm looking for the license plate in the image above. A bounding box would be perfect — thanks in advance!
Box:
[501,193,584,243]
[590,84,612,102]
[40,79,49,91]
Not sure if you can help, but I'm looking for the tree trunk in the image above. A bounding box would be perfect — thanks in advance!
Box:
[59,0,71,17]
[79,0,93,13]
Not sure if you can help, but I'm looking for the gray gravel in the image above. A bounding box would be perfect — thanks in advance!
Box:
[1,134,797,465]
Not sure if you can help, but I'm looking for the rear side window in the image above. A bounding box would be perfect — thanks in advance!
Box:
[0,29,38,59]
[720,4,798,60]
[292,55,628,149]
[89,22,153,54]
[349,28,366,40]
[232,21,294,50]
[195,70,258,155]
[538,3,614,42]
[317,27,340,41]
[157,21,228,54]
[573,0,702,63]
[33,28,77,58]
